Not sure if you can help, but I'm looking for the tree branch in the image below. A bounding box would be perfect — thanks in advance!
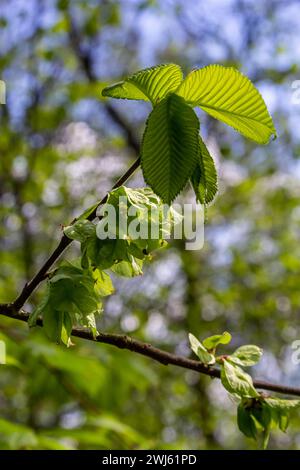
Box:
[1,303,300,398]
[12,156,141,310]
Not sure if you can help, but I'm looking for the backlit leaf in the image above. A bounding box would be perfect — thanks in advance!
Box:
[102,64,183,105]
[176,64,276,144]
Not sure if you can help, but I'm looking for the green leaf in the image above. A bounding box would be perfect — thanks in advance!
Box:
[265,398,300,434]
[265,397,300,411]
[262,429,271,450]
[71,285,100,314]
[203,331,231,351]
[31,264,102,344]
[251,402,272,430]
[237,397,299,447]
[237,403,257,439]
[36,306,70,346]
[278,410,289,433]
[111,257,143,277]
[49,267,100,315]
[176,65,276,144]
[43,309,62,344]
[188,333,215,365]
[221,360,259,398]
[191,136,218,205]
[229,345,263,367]
[82,312,99,339]
[236,396,300,446]
[141,93,199,204]
[102,64,183,105]
[84,238,126,270]
[64,219,96,243]
[93,269,115,296]
[102,80,148,101]
[60,312,73,347]
[28,288,50,327]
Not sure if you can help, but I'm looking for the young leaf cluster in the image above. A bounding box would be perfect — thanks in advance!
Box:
[189,332,299,448]
[29,262,108,346]
[29,187,178,344]
[65,186,180,276]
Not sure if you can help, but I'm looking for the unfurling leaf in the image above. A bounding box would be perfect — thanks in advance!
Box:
[263,397,300,440]
[220,359,259,398]
[188,333,215,365]
[237,402,258,440]
[229,345,263,367]
[237,398,271,449]
[202,331,231,351]
[236,396,300,448]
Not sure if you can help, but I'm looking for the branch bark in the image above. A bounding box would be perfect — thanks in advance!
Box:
[1,303,300,398]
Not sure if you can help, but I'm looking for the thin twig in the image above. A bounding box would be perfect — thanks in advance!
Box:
[1,303,300,398]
